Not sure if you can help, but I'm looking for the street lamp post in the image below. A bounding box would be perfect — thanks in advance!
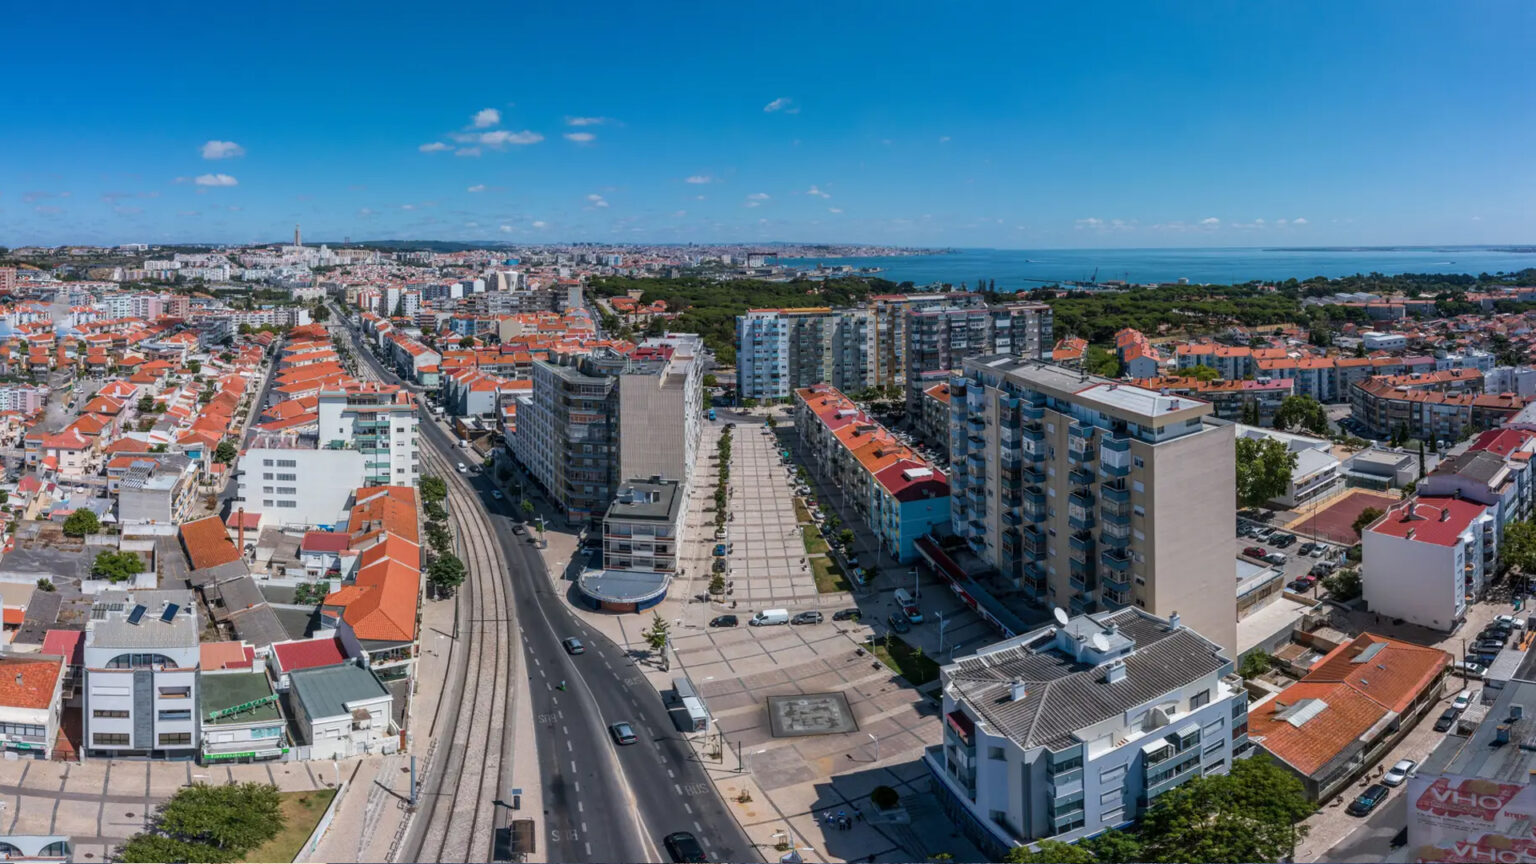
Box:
[868,732,879,762]
[938,610,947,655]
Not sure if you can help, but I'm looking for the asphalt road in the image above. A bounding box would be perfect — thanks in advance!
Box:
[1318,793,1404,863]
[341,309,758,863]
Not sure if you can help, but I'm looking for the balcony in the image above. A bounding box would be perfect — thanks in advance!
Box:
[1102,548,1132,571]
[967,417,986,436]
[1101,521,1130,546]
[1102,588,1131,608]
[1102,571,1131,593]
[1069,467,1095,488]
[1069,530,1095,553]
[1101,483,1131,504]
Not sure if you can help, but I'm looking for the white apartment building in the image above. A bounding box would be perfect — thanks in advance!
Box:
[1361,331,1408,351]
[83,590,201,759]
[950,355,1237,654]
[1362,495,1496,631]
[318,384,419,487]
[236,438,366,528]
[287,663,397,760]
[735,308,833,401]
[928,608,1247,858]
[1233,425,1343,509]
[603,479,685,575]
[0,655,66,760]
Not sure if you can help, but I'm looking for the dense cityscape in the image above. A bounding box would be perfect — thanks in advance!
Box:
[5,2,1534,863]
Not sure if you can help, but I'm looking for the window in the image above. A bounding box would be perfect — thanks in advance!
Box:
[263,486,274,494]
[1049,753,1083,774]
[277,459,296,468]
[92,709,130,719]
[1102,808,1125,826]
[107,654,179,669]
[252,726,283,739]
[0,722,43,737]
[1099,789,1122,805]
[158,733,191,746]
[1191,689,1211,709]
[263,500,275,507]
[276,473,296,482]
[276,487,296,495]
[158,710,191,722]
[262,459,274,467]
[158,687,191,700]
[987,746,1005,761]
[262,472,273,480]
[93,733,130,746]
[278,501,296,508]
[1133,456,1144,468]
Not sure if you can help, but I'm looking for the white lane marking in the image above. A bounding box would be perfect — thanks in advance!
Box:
[582,821,589,833]
[574,781,581,792]
[684,802,693,814]
[586,843,592,855]
[562,726,569,735]
[578,801,584,813]
[674,784,681,795]
[693,820,703,832]
[566,740,573,752]
[667,768,675,778]
[570,760,577,772]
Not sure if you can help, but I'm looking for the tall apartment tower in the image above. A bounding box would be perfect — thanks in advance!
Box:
[736,308,834,400]
[949,354,1236,654]
[870,292,983,387]
[904,302,1053,415]
[294,224,302,247]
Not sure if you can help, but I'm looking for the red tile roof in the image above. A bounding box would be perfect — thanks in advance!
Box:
[0,655,63,709]
[271,637,347,673]
[1366,495,1487,547]
[41,629,84,666]
[180,515,243,570]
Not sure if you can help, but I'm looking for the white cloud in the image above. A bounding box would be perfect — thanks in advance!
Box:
[472,108,501,128]
[744,201,761,208]
[806,185,830,199]
[1200,217,1220,225]
[1276,219,1288,226]
[695,194,706,201]
[357,207,374,216]
[475,129,543,147]
[673,210,687,218]
[455,147,481,157]
[747,192,770,200]
[828,207,843,214]
[467,184,486,193]
[565,116,615,126]
[33,205,63,215]
[685,175,713,185]
[499,224,514,233]
[419,142,450,152]
[401,204,416,210]
[1075,217,1103,229]
[564,132,596,143]
[200,140,244,160]
[531,220,547,228]
[587,193,609,208]
[465,221,479,228]
[763,97,798,114]
[194,173,238,187]
[939,136,951,143]
[1292,217,1308,225]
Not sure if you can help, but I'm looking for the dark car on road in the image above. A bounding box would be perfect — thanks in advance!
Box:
[609,722,638,745]
[1475,639,1507,655]
[1435,707,1460,732]
[709,615,738,628]
[887,612,911,634]
[664,832,707,863]
[562,637,585,655]
[792,611,823,625]
[832,608,861,621]
[1348,784,1390,816]
[1271,533,1296,548]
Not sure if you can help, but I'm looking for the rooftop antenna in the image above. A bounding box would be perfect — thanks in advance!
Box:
[1052,607,1070,627]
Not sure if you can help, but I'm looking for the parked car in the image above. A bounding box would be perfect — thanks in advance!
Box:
[1286,578,1314,593]
[491,489,503,500]
[1243,546,1268,559]
[791,611,823,625]
[709,614,739,628]
[1475,639,1507,655]
[903,604,924,624]
[1309,543,1329,558]
[512,524,526,535]
[609,722,638,745]
[1382,759,1418,787]
[1434,708,1460,732]
[1265,552,1288,566]
[562,637,585,655]
[664,832,707,864]
[1453,690,1479,712]
[1297,541,1316,556]
[1478,628,1510,644]
[1254,526,1276,540]
[1309,562,1335,578]
[1497,615,1526,629]
[832,608,861,621]
[1271,533,1296,548]
[1348,784,1390,816]
[457,462,468,473]
[887,612,911,634]
[1456,660,1488,678]
[1473,652,1500,667]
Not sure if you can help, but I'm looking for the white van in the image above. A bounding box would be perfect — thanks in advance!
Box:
[750,609,790,627]
[894,588,915,607]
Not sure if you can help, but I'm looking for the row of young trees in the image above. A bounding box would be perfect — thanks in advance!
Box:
[419,475,466,596]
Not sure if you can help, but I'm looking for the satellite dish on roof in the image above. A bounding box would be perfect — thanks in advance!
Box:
[1092,632,1111,653]
[1053,607,1070,627]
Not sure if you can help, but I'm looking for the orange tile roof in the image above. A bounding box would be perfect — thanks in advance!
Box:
[0,655,63,709]
[180,515,243,571]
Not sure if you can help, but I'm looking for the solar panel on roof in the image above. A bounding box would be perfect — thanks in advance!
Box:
[160,603,179,624]
[126,604,147,626]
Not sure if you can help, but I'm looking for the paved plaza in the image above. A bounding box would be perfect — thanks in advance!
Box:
[725,424,820,605]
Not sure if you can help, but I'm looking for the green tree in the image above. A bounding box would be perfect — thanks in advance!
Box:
[1235,437,1297,509]
[426,521,453,553]
[1183,364,1221,383]
[702,373,718,387]
[1272,395,1329,436]
[709,573,726,595]
[642,611,671,653]
[419,475,447,505]
[1352,507,1384,538]
[1322,567,1363,601]
[1080,830,1144,864]
[459,335,475,348]
[213,440,237,464]
[424,500,447,523]
[62,509,100,537]
[1138,755,1312,863]
[427,554,467,596]
[1418,440,1427,479]
[1006,840,1097,864]
[116,835,211,864]
[186,359,202,375]
[311,303,330,322]
[1239,650,1274,679]
[92,550,144,583]
[35,578,54,592]
[1085,345,1122,378]
[137,394,155,413]
[117,782,285,862]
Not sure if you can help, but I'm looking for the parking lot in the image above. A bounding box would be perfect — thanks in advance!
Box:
[1236,515,1347,594]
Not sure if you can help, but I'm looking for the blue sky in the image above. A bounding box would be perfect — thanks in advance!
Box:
[2,1,1533,248]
